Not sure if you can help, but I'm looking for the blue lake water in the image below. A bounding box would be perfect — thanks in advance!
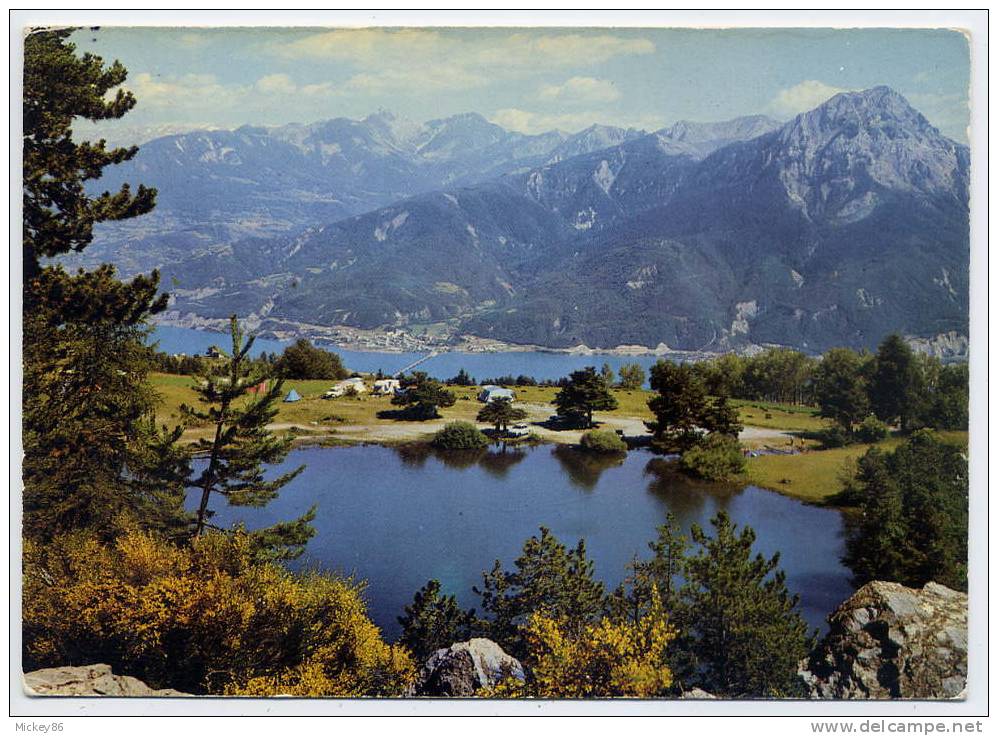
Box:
[191,444,853,641]
[150,325,666,384]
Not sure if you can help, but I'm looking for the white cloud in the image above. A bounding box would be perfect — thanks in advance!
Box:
[255,73,297,95]
[538,77,621,103]
[269,29,654,94]
[475,33,654,68]
[908,92,970,141]
[768,80,850,117]
[341,66,487,93]
[124,72,246,109]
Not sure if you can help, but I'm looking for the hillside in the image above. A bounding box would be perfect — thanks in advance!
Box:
[87,88,969,354]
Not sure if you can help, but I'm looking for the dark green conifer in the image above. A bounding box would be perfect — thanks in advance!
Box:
[184,317,315,561]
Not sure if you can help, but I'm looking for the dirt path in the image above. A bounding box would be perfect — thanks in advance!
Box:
[269,409,792,448]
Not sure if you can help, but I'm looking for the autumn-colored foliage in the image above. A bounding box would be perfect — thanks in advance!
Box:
[491,592,675,698]
[23,530,415,696]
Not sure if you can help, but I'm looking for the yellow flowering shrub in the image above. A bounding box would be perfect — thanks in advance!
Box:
[515,595,675,698]
[23,531,415,696]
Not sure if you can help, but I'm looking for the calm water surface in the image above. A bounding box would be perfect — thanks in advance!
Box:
[151,325,665,384]
[192,444,852,640]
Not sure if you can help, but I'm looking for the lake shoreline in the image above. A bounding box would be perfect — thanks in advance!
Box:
[152,316,731,360]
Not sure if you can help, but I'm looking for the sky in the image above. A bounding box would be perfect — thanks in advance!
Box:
[69,26,971,145]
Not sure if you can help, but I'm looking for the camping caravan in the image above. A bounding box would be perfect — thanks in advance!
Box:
[323,377,367,399]
[477,385,515,403]
[283,388,301,403]
[372,378,402,396]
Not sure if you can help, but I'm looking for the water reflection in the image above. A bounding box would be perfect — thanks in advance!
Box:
[643,457,743,522]
[551,445,627,490]
[391,442,529,476]
[476,444,529,479]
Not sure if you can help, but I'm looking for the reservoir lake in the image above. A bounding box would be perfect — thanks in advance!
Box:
[151,325,666,385]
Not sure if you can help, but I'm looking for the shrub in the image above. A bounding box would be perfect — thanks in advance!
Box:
[275,339,348,380]
[816,425,852,448]
[23,530,416,696]
[678,434,746,481]
[511,602,674,697]
[432,421,489,450]
[579,429,627,454]
[855,415,889,443]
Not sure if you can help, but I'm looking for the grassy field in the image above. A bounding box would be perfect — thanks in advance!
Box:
[745,430,969,503]
[150,372,966,506]
[151,374,654,429]
[729,399,828,433]
[152,373,812,433]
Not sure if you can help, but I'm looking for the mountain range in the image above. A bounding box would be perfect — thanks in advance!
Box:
[81,87,970,354]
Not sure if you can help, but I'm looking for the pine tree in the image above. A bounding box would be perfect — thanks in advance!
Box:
[398,580,478,662]
[184,317,315,561]
[609,513,687,624]
[22,29,189,540]
[475,527,605,657]
[390,375,456,420]
[22,318,191,540]
[681,511,813,697]
[553,367,618,428]
[646,361,742,452]
[869,334,924,432]
[23,28,161,313]
[476,397,528,434]
[814,348,870,433]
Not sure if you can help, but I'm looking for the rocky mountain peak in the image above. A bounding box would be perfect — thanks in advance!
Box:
[765,86,969,220]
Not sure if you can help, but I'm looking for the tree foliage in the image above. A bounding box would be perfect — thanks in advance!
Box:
[390,374,456,420]
[553,367,618,428]
[24,530,415,696]
[432,421,489,450]
[477,397,528,434]
[617,363,646,390]
[22,319,191,541]
[23,28,157,278]
[22,29,183,542]
[813,348,870,433]
[274,339,348,380]
[680,512,813,697]
[183,317,314,561]
[397,579,478,662]
[475,527,605,658]
[678,433,746,481]
[842,431,968,591]
[609,512,810,696]
[869,334,924,432]
[514,596,674,698]
[646,361,742,452]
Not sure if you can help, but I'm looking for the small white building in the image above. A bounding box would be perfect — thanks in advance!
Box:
[372,378,402,396]
[323,376,367,399]
[477,385,515,403]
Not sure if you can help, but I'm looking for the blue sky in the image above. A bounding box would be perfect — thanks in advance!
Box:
[70,26,971,144]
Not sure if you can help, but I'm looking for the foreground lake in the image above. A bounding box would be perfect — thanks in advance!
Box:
[192,444,852,640]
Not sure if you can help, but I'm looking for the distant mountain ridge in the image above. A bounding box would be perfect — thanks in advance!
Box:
[86,88,969,354]
[81,111,638,273]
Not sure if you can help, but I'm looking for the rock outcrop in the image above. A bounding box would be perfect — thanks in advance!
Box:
[415,638,524,696]
[800,581,968,699]
[24,664,188,697]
